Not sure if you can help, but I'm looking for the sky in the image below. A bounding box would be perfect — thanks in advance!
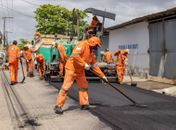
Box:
[0,0,176,42]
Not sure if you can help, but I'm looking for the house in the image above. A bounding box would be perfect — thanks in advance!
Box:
[106,7,176,80]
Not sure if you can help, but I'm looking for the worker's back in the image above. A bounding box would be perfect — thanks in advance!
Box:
[104,51,113,64]
[8,45,19,64]
[56,44,67,62]
[23,48,33,60]
[65,41,95,73]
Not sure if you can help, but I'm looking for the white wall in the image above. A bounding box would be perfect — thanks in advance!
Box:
[109,22,149,75]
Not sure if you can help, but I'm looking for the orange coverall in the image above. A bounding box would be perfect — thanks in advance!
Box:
[56,40,105,108]
[23,48,37,76]
[35,54,45,79]
[7,45,20,83]
[56,44,67,78]
[87,16,100,35]
[90,16,100,27]
[104,51,114,64]
[114,50,128,84]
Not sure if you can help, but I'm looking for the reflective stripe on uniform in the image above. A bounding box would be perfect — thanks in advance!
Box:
[91,64,98,67]
[61,88,69,92]
[71,53,79,57]
[78,88,88,91]
[76,46,81,50]
[9,55,17,58]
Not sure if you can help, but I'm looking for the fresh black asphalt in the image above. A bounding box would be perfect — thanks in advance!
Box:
[51,81,176,130]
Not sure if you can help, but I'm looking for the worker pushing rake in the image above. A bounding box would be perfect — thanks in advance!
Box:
[54,36,147,115]
[114,49,137,86]
[90,68,147,108]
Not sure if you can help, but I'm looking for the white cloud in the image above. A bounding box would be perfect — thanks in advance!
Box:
[0,0,176,41]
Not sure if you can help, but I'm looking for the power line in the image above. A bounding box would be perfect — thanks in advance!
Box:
[19,0,40,7]
[6,0,10,17]
[0,3,34,18]
[5,0,11,34]
[0,0,5,16]
[2,17,13,47]
[11,0,14,33]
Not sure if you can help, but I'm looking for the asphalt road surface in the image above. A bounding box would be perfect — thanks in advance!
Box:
[51,81,176,130]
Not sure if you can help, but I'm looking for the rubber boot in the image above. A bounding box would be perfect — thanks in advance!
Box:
[80,105,90,110]
[54,106,63,114]
[10,81,16,85]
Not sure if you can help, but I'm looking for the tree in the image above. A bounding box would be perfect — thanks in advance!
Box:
[34,4,87,36]
[71,8,87,37]
[18,38,30,50]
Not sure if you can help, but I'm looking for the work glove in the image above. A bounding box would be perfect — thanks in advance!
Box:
[84,63,90,70]
[101,76,108,85]
[102,76,108,82]
[4,62,9,67]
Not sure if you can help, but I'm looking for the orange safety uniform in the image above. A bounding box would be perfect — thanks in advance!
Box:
[104,51,114,64]
[7,44,20,83]
[56,44,67,78]
[23,48,37,76]
[35,54,45,79]
[56,37,105,108]
[114,49,128,84]
[87,16,100,35]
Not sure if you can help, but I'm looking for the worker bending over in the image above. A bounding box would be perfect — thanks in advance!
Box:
[114,49,129,84]
[7,40,20,85]
[22,45,38,77]
[35,54,45,80]
[55,43,67,78]
[104,48,114,64]
[54,36,108,114]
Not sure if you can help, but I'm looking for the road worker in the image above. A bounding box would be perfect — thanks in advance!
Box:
[35,54,45,80]
[114,49,129,84]
[91,16,100,27]
[55,42,67,78]
[54,36,108,114]
[34,32,43,69]
[100,51,105,62]
[22,45,38,77]
[87,16,101,36]
[63,37,73,57]
[7,40,20,85]
[34,32,41,44]
[104,48,114,64]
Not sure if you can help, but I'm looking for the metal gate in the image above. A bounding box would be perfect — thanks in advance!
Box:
[149,18,176,79]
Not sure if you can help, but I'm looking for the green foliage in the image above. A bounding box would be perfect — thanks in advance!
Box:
[71,8,87,37]
[34,4,87,36]
[18,39,30,50]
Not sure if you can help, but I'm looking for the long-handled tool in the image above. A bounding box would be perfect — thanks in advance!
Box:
[19,58,25,83]
[127,69,137,87]
[90,69,147,108]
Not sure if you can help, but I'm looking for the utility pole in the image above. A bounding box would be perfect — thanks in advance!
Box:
[5,31,13,46]
[76,11,80,39]
[0,31,2,44]
[2,17,13,48]
[0,31,3,51]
